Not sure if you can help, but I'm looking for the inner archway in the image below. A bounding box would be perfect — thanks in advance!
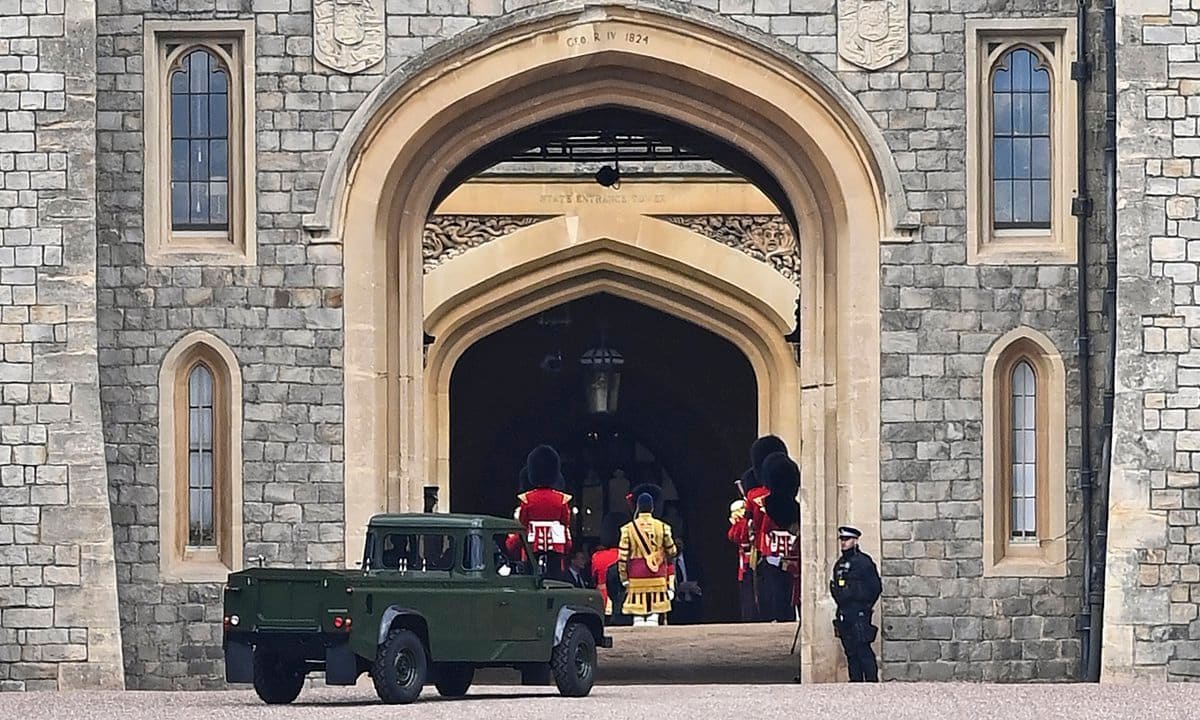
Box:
[450,293,757,623]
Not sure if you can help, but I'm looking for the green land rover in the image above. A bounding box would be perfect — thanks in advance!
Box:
[222,513,611,704]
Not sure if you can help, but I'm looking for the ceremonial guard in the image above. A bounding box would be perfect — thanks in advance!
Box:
[829,525,882,682]
[745,436,794,622]
[618,492,678,626]
[726,470,759,621]
[760,452,801,622]
[514,445,574,580]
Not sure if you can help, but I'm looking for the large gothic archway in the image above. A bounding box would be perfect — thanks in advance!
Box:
[320,2,911,682]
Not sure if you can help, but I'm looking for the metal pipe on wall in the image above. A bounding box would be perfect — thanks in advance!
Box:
[1072,0,1096,678]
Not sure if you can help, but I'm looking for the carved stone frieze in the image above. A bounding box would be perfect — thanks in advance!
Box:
[653,215,799,285]
[313,0,385,74]
[423,215,551,272]
[838,0,909,71]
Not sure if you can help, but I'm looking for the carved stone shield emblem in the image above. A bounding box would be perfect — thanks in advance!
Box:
[838,0,909,71]
[314,0,384,74]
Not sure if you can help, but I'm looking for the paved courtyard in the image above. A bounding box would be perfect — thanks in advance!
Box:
[0,684,1195,720]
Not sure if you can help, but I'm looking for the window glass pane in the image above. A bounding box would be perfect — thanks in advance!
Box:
[169,49,231,232]
[379,533,456,572]
[992,48,1053,230]
[993,181,1012,225]
[187,364,216,547]
[463,535,485,571]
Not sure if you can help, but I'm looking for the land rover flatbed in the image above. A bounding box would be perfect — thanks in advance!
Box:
[222,513,611,704]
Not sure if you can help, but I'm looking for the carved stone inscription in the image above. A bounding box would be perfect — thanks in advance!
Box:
[838,0,909,71]
[314,0,385,74]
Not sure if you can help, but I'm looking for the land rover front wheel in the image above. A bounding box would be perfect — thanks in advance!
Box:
[550,621,596,697]
[373,627,428,704]
[252,645,305,705]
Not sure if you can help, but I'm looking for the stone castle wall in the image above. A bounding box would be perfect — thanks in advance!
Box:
[1104,0,1200,682]
[83,0,1111,687]
[0,0,124,692]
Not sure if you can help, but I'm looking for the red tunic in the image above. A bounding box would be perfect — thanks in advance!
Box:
[745,486,770,557]
[727,515,752,581]
[516,488,573,554]
[590,547,619,613]
[752,495,797,561]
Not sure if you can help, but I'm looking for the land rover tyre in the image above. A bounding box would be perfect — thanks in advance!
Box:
[434,663,474,697]
[252,645,306,705]
[373,627,428,704]
[550,621,596,697]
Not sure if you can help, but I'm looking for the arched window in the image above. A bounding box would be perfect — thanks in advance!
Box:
[966,21,1077,265]
[159,332,244,580]
[1009,360,1037,541]
[169,48,230,232]
[982,328,1067,577]
[143,21,255,265]
[991,47,1052,230]
[187,362,216,546]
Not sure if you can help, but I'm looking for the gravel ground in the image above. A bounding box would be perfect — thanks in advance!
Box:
[0,684,1196,720]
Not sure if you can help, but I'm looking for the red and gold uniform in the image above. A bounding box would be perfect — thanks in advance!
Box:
[727,499,752,582]
[618,511,678,616]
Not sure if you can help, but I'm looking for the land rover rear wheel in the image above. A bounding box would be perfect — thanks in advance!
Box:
[252,645,305,705]
[373,627,427,704]
[550,621,596,697]
[434,662,474,697]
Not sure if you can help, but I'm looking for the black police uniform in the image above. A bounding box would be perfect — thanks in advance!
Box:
[829,526,882,682]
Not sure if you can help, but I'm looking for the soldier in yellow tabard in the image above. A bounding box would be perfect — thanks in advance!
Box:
[617,491,678,626]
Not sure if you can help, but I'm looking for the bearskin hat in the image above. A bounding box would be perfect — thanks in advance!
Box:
[761,450,800,530]
[750,435,789,477]
[739,465,762,492]
[625,482,663,517]
[599,512,629,548]
[526,444,564,490]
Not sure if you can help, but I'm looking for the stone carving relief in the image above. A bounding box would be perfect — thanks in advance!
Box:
[422,214,799,285]
[838,0,909,71]
[654,215,799,285]
[423,215,551,272]
[313,0,385,74]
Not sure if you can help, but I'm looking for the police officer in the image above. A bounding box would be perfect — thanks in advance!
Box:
[829,525,882,682]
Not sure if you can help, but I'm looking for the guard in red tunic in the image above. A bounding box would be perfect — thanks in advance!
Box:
[515,445,573,580]
[727,469,759,621]
[759,450,800,624]
[744,435,794,622]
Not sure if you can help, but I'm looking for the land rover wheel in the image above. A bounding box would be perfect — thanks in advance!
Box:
[550,621,596,697]
[373,627,428,704]
[252,645,305,705]
[434,663,474,697]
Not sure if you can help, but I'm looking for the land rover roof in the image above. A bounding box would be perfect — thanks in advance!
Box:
[367,513,524,533]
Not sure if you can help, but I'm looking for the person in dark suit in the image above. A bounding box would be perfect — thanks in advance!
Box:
[669,540,704,624]
[567,549,592,588]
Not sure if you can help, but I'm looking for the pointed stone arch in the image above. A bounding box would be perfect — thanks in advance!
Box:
[328,2,905,682]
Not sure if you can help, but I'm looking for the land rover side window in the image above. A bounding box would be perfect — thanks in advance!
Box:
[491,532,530,576]
[378,532,455,572]
[361,532,376,570]
[462,533,485,571]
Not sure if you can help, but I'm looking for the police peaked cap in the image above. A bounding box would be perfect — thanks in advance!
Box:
[526,444,564,490]
[750,435,789,477]
[837,525,862,539]
[762,451,800,529]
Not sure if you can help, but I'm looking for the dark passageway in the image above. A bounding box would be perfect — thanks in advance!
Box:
[449,293,757,623]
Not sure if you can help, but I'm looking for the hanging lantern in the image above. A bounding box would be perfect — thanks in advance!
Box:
[580,335,624,414]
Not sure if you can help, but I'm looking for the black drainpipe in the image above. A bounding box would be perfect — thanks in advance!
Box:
[1084,0,1118,683]
[1071,0,1096,678]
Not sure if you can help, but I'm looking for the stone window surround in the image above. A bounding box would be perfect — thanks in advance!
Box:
[142,20,256,266]
[158,331,244,582]
[982,327,1068,577]
[965,19,1078,265]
